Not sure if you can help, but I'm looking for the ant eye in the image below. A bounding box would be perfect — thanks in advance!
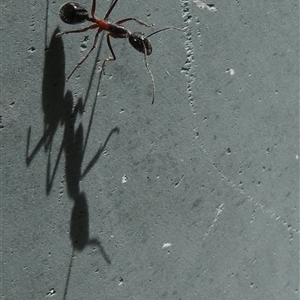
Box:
[59,2,89,24]
[129,32,152,55]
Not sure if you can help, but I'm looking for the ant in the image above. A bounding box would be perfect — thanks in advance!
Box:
[56,0,186,104]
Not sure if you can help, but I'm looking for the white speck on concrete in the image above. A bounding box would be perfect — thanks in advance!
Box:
[122,175,128,184]
[162,243,172,249]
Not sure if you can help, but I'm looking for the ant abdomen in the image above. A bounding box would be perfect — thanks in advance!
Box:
[59,2,89,24]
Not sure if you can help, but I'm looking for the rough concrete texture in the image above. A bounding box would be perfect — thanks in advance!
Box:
[1,0,299,299]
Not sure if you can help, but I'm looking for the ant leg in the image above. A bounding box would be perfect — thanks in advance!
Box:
[116,17,154,28]
[56,24,98,37]
[91,0,96,18]
[66,29,102,81]
[104,0,120,20]
[101,34,116,74]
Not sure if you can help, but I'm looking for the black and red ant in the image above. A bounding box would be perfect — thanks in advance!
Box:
[56,0,186,104]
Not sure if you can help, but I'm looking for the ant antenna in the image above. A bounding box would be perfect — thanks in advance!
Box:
[147,26,187,38]
[141,41,156,105]
[142,26,188,104]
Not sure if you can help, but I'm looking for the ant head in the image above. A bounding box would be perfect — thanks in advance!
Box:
[129,27,187,56]
[59,2,89,24]
[129,32,152,56]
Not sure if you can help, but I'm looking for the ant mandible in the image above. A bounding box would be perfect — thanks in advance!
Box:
[56,0,186,104]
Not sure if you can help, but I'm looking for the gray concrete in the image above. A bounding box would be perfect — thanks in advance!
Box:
[1,0,299,299]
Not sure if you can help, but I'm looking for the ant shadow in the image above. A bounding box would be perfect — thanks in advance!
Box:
[26,28,118,297]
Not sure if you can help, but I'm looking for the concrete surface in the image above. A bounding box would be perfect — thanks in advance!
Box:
[1,0,299,299]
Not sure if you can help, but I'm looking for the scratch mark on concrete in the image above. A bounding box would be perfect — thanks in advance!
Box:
[204,203,224,239]
[180,0,196,116]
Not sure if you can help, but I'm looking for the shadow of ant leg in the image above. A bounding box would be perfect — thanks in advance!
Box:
[81,126,119,179]
[89,238,111,264]
[63,248,75,300]
[26,126,52,166]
